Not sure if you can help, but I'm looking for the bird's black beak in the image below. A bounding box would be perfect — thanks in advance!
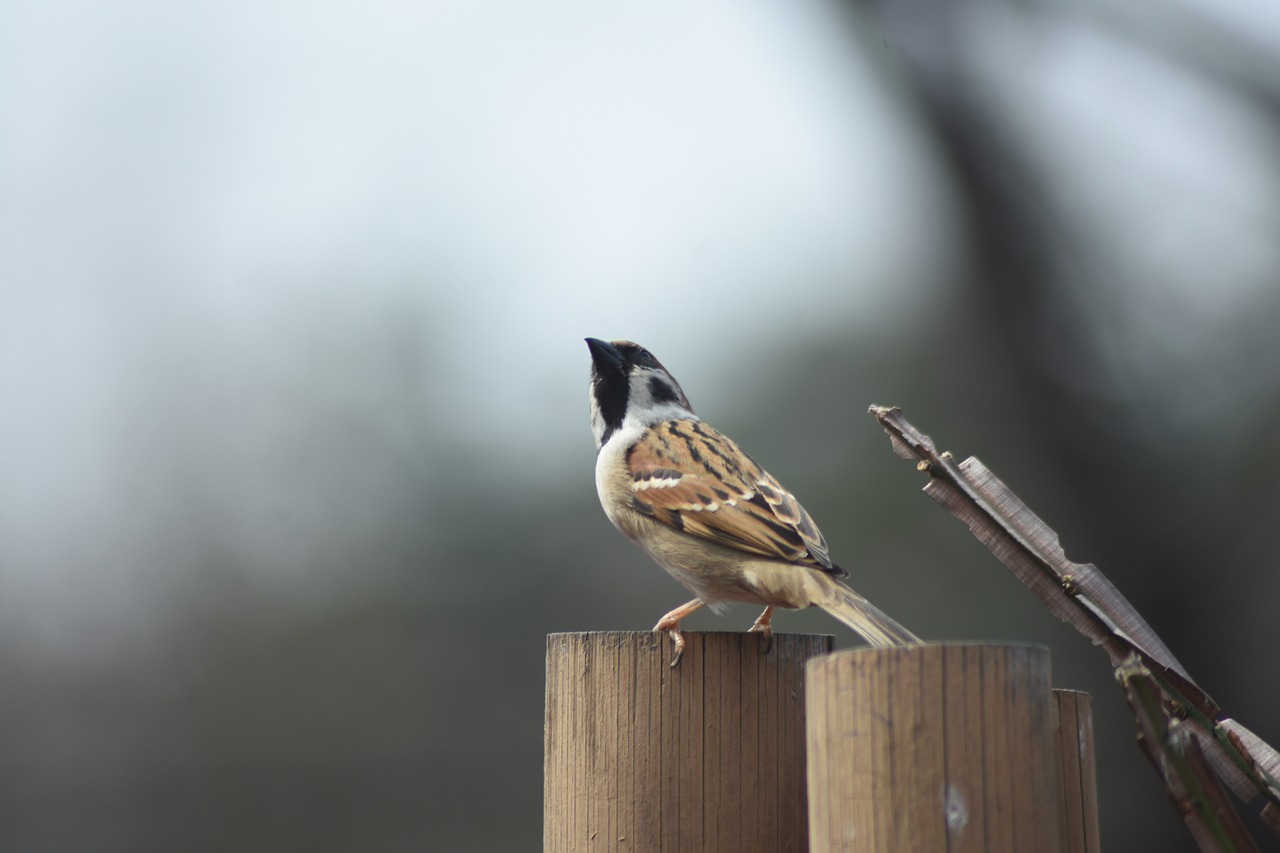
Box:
[585,337,624,372]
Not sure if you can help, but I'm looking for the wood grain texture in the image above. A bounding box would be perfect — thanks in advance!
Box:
[1054,690,1100,853]
[806,644,1063,853]
[544,631,833,852]
[871,405,1280,846]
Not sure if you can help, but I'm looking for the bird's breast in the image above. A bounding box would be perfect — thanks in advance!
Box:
[594,431,641,536]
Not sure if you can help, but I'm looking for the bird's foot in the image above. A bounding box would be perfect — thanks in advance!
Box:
[654,598,705,667]
[748,605,775,654]
[655,622,686,667]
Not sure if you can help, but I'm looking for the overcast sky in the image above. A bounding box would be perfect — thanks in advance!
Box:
[3,0,1279,651]
[0,0,956,465]
[0,1,967,652]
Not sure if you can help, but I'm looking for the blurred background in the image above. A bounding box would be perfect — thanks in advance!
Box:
[3,0,1279,849]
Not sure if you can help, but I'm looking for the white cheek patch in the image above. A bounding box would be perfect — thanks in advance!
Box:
[624,370,695,425]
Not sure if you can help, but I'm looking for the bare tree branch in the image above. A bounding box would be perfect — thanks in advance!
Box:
[871,404,1280,849]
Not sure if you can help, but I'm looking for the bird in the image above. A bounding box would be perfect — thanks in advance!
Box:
[586,337,920,666]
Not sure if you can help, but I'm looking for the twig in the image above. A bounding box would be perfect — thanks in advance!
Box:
[870,405,1280,850]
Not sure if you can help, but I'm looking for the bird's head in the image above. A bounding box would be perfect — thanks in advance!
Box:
[586,338,693,450]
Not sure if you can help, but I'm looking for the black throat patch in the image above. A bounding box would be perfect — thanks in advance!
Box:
[592,371,629,444]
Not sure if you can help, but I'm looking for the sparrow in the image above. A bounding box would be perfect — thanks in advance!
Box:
[586,337,920,665]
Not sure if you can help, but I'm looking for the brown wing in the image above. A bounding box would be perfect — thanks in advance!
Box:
[625,419,844,575]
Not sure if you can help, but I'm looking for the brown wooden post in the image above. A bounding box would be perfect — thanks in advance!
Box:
[805,643,1064,853]
[1053,689,1101,853]
[544,631,833,852]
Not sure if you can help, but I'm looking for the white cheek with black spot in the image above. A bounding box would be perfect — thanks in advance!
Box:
[625,369,694,425]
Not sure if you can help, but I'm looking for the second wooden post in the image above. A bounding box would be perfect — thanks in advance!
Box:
[806,643,1065,853]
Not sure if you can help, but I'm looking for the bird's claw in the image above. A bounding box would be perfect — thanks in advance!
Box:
[658,625,685,667]
[654,599,703,668]
[748,606,775,654]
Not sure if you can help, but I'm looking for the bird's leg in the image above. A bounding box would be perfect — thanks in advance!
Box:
[748,605,775,653]
[653,598,705,667]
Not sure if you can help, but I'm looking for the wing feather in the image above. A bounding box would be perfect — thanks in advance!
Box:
[625,419,842,574]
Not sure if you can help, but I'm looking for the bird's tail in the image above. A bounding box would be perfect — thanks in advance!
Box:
[813,574,920,647]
